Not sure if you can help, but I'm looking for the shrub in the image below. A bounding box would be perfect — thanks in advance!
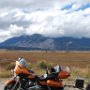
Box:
[27,63,33,69]
[0,69,12,78]
[0,62,15,70]
[38,60,53,69]
[5,62,15,70]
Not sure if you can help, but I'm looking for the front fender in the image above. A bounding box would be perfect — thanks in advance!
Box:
[4,78,16,86]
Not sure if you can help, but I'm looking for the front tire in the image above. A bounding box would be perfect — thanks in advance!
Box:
[4,81,19,90]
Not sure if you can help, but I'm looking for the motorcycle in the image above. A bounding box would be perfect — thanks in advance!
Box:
[4,60,70,90]
[4,60,38,90]
[36,65,70,90]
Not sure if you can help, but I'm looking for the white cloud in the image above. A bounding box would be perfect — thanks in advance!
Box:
[0,25,25,42]
[0,30,10,42]
[8,24,25,36]
[25,8,90,38]
[0,0,90,42]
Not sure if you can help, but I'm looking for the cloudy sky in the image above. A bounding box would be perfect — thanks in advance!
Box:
[0,0,90,42]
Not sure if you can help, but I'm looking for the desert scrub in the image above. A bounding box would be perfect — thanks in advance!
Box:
[37,60,53,69]
[0,62,15,78]
[72,67,89,77]
[31,60,53,75]
[70,67,90,83]
[0,69,12,78]
[5,62,15,70]
[27,62,33,69]
[0,62,15,70]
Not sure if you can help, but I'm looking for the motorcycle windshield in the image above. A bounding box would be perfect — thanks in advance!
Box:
[50,65,61,73]
[60,66,71,73]
[18,58,27,68]
[51,65,71,74]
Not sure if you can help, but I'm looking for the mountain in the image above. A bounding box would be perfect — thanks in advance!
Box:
[0,34,55,50]
[0,34,90,51]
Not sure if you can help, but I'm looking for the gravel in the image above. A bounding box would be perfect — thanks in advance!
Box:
[0,81,4,89]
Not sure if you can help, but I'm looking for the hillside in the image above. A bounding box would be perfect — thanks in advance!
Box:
[0,34,90,50]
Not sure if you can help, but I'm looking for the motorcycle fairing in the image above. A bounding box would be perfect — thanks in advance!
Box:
[14,61,34,79]
[14,61,29,74]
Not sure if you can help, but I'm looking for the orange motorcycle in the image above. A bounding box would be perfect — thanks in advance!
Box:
[4,59,70,90]
[36,65,70,90]
[4,59,38,90]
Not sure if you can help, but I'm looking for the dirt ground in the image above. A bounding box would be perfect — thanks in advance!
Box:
[0,80,4,89]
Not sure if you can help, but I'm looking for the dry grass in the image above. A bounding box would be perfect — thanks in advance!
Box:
[0,62,15,78]
[0,50,90,81]
[0,69,12,78]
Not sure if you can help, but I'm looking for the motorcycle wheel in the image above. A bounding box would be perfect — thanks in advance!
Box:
[4,81,19,90]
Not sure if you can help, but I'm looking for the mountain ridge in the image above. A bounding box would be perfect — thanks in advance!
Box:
[0,34,90,51]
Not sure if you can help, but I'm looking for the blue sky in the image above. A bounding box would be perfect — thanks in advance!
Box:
[76,2,90,10]
[62,2,90,11]
[0,0,90,42]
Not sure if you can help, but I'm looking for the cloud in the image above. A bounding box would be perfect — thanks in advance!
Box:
[25,8,90,38]
[0,0,90,42]
[0,0,55,10]
[0,25,25,42]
